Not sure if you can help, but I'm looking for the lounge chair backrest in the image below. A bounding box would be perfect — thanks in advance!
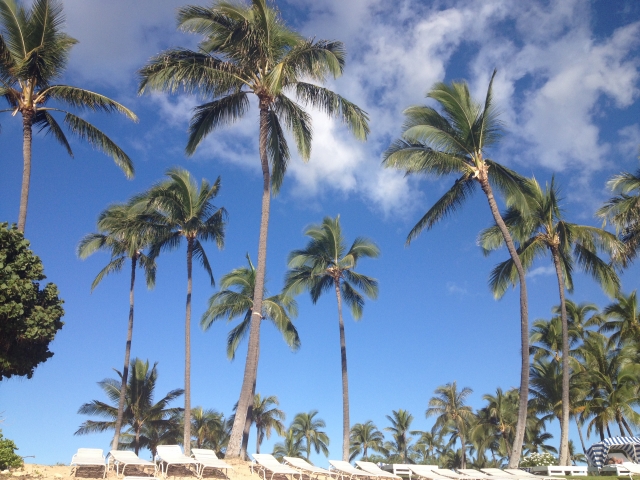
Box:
[157,445,185,459]
[253,454,283,466]
[109,451,139,461]
[192,448,219,459]
[330,461,362,474]
[285,458,315,469]
[356,462,381,471]
[75,448,104,459]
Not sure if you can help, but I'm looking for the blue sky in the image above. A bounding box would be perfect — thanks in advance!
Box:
[2,0,640,467]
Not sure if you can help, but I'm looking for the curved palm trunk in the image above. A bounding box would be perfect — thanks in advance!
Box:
[184,238,194,455]
[575,418,587,454]
[240,381,256,459]
[334,278,350,462]
[551,247,570,465]
[306,433,311,461]
[111,254,138,450]
[478,174,529,467]
[621,416,633,436]
[227,101,271,458]
[18,110,35,233]
[256,425,261,454]
[460,433,466,469]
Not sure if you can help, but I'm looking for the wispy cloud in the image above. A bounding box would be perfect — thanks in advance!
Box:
[527,265,556,278]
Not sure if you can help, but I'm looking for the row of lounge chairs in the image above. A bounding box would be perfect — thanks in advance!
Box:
[69,446,233,478]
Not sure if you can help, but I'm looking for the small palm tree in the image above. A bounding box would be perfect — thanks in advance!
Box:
[600,291,640,347]
[479,176,621,465]
[77,201,157,450]
[0,0,138,233]
[75,358,183,455]
[291,410,330,461]
[383,71,530,467]
[273,427,305,461]
[191,407,226,449]
[142,168,226,455]
[426,382,475,469]
[285,215,379,460]
[253,394,286,454]
[384,409,415,463]
[350,421,386,462]
[138,0,369,457]
[597,160,640,265]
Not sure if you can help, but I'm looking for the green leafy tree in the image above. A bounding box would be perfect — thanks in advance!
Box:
[285,215,379,460]
[0,0,138,233]
[201,254,298,458]
[273,427,305,461]
[384,409,415,463]
[291,410,330,461]
[0,431,22,470]
[382,71,530,467]
[597,160,640,265]
[426,382,475,469]
[600,291,640,348]
[252,394,285,454]
[191,407,227,450]
[138,0,368,457]
[75,358,184,455]
[0,222,64,380]
[77,201,157,450]
[479,176,621,465]
[350,420,386,462]
[142,167,226,454]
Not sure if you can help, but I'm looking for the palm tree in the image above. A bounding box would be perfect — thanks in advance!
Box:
[77,201,157,451]
[291,410,330,461]
[350,421,386,462]
[138,0,369,457]
[273,427,305,461]
[426,382,475,469]
[597,160,640,265]
[0,0,138,233]
[474,388,518,459]
[141,168,226,455]
[384,409,415,463]
[75,358,183,455]
[191,407,226,449]
[382,71,530,467]
[412,429,445,465]
[201,254,299,458]
[600,291,640,348]
[252,394,286,454]
[285,215,379,460]
[479,176,621,465]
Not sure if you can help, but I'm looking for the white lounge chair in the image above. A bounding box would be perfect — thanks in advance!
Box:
[355,462,401,479]
[155,445,200,478]
[328,461,378,480]
[502,469,553,480]
[251,453,302,480]
[283,457,336,480]
[191,449,233,478]
[70,448,107,478]
[457,469,514,480]
[108,450,157,477]
[407,466,451,480]
[434,470,479,480]
[622,462,640,477]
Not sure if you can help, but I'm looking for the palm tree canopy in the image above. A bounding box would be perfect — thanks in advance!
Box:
[201,254,300,359]
[426,382,475,433]
[599,291,640,348]
[291,410,330,458]
[140,167,227,285]
[285,215,379,319]
[382,70,528,244]
[478,177,622,299]
[253,393,286,446]
[349,420,386,461]
[0,0,138,173]
[138,0,369,193]
[273,427,305,461]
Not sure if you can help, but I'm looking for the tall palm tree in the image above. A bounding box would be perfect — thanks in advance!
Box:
[0,0,138,233]
[382,71,530,467]
[141,168,226,455]
[426,382,475,469]
[75,358,183,455]
[600,291,640,348]
[201,254,299,458]
[273,427,305,461]
[350,421,386,462]
[479,176,621,465]
[252,394,286,454]
[285,215,379,460]
[384,409,415,463]
[77,201,157,450]
[138,0,369,457]
[597,160,640,265]
[291,410,330,461]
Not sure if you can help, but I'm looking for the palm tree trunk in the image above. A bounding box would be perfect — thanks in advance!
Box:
[184,238,194,455]
[575,417,587,454]
[227,100,271,458]
[18,110,35,233]
[460,433,466,469]
[256,426,260,454]
[616,414,625,436]
[621,416,633,436]
[240,380,256,460]
[551,248,570,465]
[606,425,612,438]
[307,433,311,461]
[334,278,350,462]
[111,254,138,451]
[478,174,529,467]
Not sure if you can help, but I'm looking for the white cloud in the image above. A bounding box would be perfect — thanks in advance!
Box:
[527,265,555,278]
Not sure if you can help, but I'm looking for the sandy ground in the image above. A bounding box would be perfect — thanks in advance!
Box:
[4,459,265,480]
